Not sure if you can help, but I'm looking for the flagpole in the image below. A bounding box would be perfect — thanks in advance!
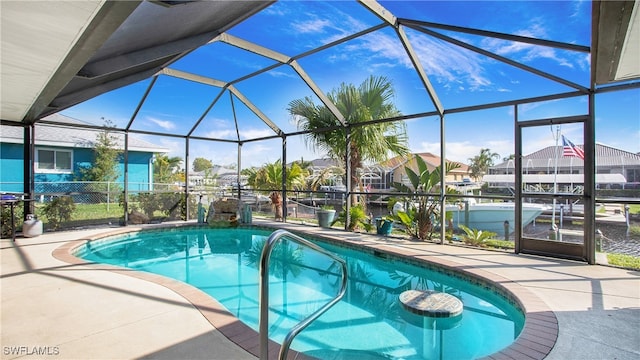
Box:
[551,126,560,237]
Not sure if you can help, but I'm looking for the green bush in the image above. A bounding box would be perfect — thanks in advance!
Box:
[124,192,196,221]
[332,204,373,232]
[458,224,497,247]
[1,204,24,238]
[42,196,76,230]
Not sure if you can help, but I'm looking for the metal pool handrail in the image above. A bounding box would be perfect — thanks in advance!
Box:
[259,229,348,360]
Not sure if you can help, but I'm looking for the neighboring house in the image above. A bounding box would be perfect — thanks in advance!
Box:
[0,114,168,194]
[379,152,472,190]
[301,153,471,191]
[189,165,245,188]
[486,143,640,190]
[306,158,344,189]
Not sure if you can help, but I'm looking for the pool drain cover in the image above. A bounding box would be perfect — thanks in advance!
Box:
[399,290,463,318]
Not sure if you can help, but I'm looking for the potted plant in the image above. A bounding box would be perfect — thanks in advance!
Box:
[316,205,336,228]
[375,216,393,235]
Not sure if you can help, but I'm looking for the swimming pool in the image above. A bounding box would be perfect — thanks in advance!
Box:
[76,226,525,359]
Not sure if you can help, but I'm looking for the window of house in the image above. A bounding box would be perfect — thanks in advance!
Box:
[36,148,72,173]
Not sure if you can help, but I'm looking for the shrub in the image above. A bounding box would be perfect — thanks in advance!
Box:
[332,204,373,232]
[42,196,76,230]
[458,224,497,247]
[123,192,196,221]
[1,204,24,238]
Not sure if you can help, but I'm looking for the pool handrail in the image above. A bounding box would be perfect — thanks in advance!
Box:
[259,229,348,360]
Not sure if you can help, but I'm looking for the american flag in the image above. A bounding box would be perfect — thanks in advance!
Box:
[562,135,584,159]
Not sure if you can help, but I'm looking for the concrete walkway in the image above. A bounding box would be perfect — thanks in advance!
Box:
[1,221,639,359]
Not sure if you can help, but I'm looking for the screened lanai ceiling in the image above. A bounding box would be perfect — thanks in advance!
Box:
[1,0,639,143]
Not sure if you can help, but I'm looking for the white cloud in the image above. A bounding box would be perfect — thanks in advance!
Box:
[147,117,176,131]
[268,70,297,79]
[204,129,236,139]
[410,34,492,91]
[294,6,369,44]
[352,30,492,92]
[139,136,185,165]
[480,20,580,69]
[202,127,277,142]
[239,128,278,139]
[292,17,332,34]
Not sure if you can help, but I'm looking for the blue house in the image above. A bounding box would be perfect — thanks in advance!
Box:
[1,114,168,195]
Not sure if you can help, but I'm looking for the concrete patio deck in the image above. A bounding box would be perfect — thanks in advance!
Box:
[1,219,638,360]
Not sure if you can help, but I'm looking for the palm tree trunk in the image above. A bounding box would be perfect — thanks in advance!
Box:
[349,146,364,209]
[418,219,432,240]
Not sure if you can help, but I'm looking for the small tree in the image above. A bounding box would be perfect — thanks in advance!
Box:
[153,154,183,185]
[193,157,213,172]
[78,119,121,183]
[77,119,122,202]
[468,148,499,180]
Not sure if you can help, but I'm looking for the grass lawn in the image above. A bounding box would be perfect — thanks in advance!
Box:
[607,253,640,270]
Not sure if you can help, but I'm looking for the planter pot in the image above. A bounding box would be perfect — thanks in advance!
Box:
[316,209,336,228]
[376,218,393,235]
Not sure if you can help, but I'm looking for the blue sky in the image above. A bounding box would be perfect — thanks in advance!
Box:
[62,0,639,170]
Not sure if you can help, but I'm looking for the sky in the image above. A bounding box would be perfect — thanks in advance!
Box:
[61,0,640,170]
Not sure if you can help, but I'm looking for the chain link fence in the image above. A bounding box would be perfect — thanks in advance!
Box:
[2,182,638,263]
[1,181,197,234]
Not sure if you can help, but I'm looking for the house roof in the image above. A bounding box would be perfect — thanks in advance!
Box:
[306,158,343,170]
[1,113,168,153]
[382,152,469,173]
[491,143,640,170]
[191,165,238,177]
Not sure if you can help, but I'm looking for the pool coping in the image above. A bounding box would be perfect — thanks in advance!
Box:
[52,222,558,360]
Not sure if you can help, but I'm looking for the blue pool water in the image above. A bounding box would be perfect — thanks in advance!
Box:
[77,226,524,359]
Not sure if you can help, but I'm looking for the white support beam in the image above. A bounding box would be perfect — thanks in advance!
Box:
[159,68,227,88]
[289,60,346,126]
[228,85,283,136]
[358,0,397,27]
[218,33,291,64]
[397,26,444,116]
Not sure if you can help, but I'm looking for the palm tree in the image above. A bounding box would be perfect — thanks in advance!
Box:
[247,160,308,219]
[468,148,499,180]
[153,154,183,185]
[249,160,307,191]
[288,75,410,207]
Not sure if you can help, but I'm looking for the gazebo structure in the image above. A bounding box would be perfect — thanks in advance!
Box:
[1,1,639,264]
